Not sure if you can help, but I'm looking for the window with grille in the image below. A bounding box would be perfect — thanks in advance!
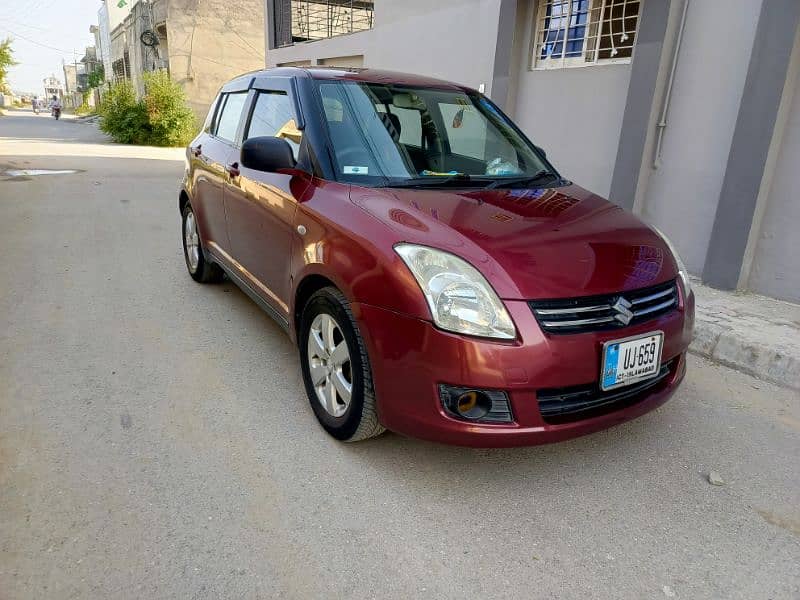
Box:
[272,0,374,48]
[533,0,641,69]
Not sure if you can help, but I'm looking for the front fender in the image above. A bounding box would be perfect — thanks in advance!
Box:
[290,179,432,329]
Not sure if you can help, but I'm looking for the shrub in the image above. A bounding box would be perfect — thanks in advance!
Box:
[142,70,197,147]
[99,80,149,144]
[75,91,94,116]
[98,71,196,147]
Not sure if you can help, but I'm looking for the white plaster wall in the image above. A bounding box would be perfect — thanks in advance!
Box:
[639,0,763,274]
[512,63,631,197]
[266,0,503,97]
[749,58,800,302]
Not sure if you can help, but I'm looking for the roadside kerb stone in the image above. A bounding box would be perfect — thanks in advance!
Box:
[689,282,800,391]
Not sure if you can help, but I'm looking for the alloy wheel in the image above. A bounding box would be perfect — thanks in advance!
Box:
[184,211,200,273]
[306,313,352,418]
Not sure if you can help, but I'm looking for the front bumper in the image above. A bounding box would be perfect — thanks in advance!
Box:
[351,292,694,448]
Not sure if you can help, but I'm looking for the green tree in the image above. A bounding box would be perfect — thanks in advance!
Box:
[0,37,18,94]
[87,65,105,89]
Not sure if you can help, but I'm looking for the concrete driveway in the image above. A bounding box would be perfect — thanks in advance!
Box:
[1,109,798,599]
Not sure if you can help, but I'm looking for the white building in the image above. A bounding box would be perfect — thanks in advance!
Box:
[42,75,64,101]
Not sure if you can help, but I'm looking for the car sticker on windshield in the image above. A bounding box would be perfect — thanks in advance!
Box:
[343,166,369,175]
[420,170,462,176]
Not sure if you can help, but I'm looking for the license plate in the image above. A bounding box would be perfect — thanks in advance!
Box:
[601,332,664,391]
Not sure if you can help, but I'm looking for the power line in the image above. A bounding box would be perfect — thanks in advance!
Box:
[0,26,74,54]
[1,19,48,32]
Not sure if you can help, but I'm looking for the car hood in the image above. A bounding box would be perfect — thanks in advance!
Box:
[350,183,678,300]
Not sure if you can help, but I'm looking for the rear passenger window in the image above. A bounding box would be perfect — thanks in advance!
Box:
[246,92,302,159]
[215,92,247,143]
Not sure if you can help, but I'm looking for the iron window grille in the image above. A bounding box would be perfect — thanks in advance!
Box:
[274,0,374,48]
[533,0,641,69]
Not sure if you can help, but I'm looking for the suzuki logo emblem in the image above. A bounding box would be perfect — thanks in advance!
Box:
[611,297,634,325]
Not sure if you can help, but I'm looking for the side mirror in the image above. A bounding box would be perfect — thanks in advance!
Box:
[241,136,296,172]
[534,145,546,159]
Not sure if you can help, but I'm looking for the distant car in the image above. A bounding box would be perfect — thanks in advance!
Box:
[179,67,694,447]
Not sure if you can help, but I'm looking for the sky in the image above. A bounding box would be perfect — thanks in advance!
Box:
[1,0,100,94]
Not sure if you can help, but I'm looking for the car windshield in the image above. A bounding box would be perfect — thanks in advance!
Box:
[314,80,555,187]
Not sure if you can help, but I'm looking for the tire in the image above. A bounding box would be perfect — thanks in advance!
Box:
[181,203,223,283]
[299,287,385,442]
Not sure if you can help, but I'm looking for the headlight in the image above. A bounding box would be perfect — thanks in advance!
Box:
[395,244,516,339]
[652,226,692,296]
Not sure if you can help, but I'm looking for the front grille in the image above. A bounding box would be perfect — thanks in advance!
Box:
[537,359,675,424]
[529,279,678,334]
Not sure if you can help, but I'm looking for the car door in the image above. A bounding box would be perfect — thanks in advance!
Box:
[223,80,309,321]
[190,90,248,255]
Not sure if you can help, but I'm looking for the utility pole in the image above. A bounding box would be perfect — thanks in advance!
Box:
[74,49,79,108]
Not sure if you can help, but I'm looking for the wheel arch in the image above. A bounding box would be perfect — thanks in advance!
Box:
[293,273,340,342]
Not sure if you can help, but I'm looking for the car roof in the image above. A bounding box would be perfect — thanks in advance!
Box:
[252,66,473,92]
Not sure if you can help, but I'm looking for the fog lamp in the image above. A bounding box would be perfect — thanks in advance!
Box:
[456,390,491,419]
[439,385,513,423]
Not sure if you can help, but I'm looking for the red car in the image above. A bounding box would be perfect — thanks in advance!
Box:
[180,67,694,447]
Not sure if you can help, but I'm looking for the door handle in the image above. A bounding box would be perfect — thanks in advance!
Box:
[191,144,202,157]
[227,162,240,178]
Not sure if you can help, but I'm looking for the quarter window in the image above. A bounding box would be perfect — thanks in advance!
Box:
[202,93,221,133]
[215,92,248,143]
[533,0,641,69]
[246,92,302,158]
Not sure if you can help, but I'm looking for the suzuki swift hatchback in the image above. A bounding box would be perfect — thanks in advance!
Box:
[180,67,694,447]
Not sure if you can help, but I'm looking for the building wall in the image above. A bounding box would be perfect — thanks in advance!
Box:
[166,0,266,120]
[108,0,264,120]
[748,57,800,302]
[638,0,763,274]
[109,0,168,95]
[96,7,113,80]
[267,0,505,98]
[509,0,631,197]
[512,65,631,197]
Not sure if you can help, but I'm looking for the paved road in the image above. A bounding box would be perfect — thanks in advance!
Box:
[1,109,799,599]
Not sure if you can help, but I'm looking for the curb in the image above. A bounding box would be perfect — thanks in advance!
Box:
[689,284,800,391]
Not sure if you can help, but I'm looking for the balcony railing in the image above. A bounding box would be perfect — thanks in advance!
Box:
[273,0,374,48]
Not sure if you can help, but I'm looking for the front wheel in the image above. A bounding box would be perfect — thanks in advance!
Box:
[299,287,385,442]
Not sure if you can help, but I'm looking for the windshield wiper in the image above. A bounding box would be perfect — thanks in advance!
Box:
[484,169,560,189]
[383,172,472,188]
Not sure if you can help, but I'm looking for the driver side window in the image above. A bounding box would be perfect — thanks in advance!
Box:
[246,91,302,159]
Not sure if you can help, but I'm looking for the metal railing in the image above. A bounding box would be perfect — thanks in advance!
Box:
[274,0,374,48]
